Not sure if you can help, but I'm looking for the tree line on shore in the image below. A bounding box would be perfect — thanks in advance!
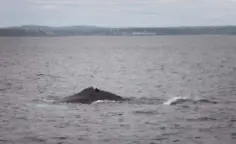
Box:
[0,25,236,36]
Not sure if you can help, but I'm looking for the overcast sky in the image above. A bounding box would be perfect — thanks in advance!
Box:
[1,0,236,27]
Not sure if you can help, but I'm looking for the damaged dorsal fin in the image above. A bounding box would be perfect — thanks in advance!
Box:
[95,88,100,92]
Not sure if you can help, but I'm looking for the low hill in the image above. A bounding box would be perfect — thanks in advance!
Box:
[0,25,236,36]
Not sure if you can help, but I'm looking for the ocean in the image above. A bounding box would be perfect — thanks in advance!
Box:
[0,36,236,144]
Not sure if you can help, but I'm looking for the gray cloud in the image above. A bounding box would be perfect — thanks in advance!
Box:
[1,0,236,27]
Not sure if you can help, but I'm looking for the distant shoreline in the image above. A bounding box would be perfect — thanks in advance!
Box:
[1,34,236,37]
[0,25,236,36]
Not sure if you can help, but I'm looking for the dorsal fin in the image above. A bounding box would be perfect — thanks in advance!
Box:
[95,88,99,92]
[80,87,94,93]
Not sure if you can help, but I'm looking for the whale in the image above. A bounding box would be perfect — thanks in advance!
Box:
[59,87,125,104]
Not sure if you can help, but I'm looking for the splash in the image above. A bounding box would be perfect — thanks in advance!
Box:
[163,97,218,105]
[92,100,117,104]
[163,96,189,105]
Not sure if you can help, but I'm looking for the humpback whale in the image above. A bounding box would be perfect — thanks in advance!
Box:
[59,87,125,104]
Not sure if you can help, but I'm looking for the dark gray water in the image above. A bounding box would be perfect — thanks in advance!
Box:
[0,36,236,144]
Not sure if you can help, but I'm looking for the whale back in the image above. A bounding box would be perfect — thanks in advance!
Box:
[60,87,124,104]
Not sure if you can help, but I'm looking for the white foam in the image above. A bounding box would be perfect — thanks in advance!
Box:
[163,96,189,105]
[43,99,55,103]
[28,103,68,109]
[92,100,117,104]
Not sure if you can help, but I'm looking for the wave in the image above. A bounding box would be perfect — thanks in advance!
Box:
[125,97,163,105]
[92,100,118,104]
[163,96,189,105]
[163,97,218,105]
[34,95,218,106]
[38,96,163,105]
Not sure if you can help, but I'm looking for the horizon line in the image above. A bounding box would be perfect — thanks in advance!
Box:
[1,24,236,29]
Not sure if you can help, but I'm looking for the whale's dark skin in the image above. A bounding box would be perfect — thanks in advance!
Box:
[59,87,125,104]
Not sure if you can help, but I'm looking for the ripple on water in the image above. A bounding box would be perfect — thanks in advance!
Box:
[27,103,68,110]
[132,110,159,115]
[186,116,217,122]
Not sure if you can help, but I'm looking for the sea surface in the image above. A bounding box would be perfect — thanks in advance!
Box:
[0,36,236,144]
